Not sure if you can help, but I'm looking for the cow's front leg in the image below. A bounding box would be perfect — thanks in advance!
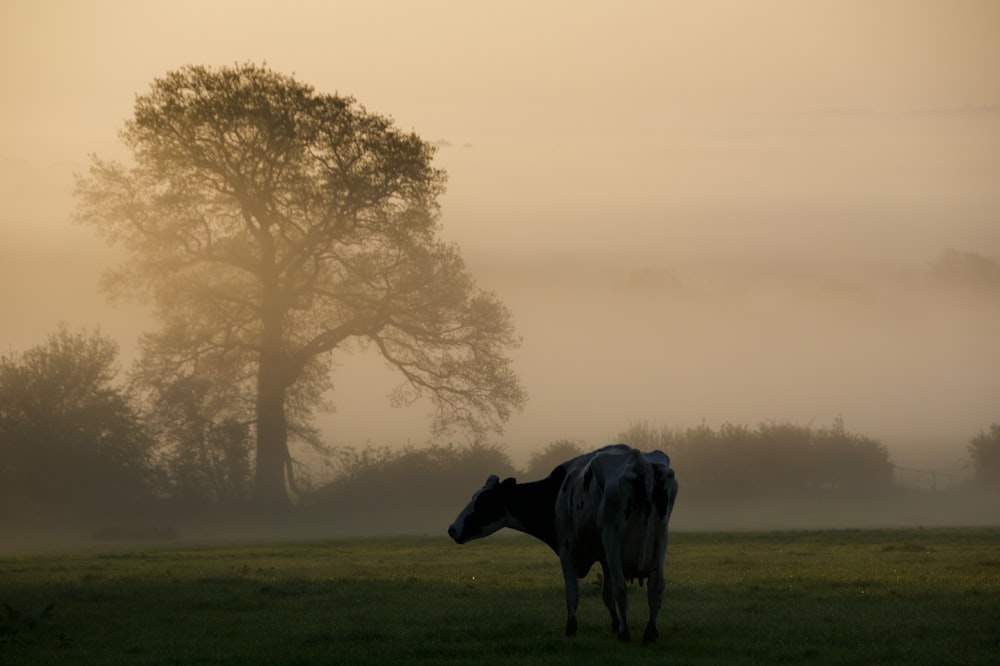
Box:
[559,555,580,637]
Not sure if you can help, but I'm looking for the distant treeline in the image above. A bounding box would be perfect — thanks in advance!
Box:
[2,328,999,526]
[307,418,895,523]
[616,419,893,498]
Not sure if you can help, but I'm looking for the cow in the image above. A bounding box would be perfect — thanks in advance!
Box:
[448,443,678,644]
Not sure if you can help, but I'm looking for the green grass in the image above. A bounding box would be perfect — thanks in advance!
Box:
[2,529,999,665]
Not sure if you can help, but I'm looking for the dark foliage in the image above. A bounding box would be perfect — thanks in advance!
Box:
[307,441,515,523]
[0,328,156,520]
[618,417,894,499]
[521,439,586,480]
[139,373,255,508]
[968,423,1000,488]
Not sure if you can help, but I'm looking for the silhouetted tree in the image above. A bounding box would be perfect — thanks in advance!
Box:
[0,328,154,519]
[968,423,1000,488]
[76,63,526,508]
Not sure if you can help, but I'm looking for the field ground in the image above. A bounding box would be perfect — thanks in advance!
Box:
[1,528,998,665]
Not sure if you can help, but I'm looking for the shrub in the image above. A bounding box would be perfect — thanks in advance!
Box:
[308,441,516,516]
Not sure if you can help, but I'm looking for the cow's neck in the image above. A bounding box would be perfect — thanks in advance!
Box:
[505,477,561,553]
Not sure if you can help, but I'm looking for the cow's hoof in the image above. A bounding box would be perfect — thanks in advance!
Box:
[565,617,577,637]
[617,628,631,643]
[642,625,659,646]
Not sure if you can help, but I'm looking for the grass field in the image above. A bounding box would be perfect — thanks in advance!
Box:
[2,528,998,665]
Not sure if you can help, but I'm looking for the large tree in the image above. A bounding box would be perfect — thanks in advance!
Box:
[76,63,526,507]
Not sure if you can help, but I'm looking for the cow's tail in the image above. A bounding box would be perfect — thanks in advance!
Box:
[622,449,655,562]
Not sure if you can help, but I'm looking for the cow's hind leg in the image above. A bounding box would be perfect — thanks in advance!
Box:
[599,561,620,635]
[642,566,664,645]
[644,476,677,646]
[559,555,580,637]
[603,546,630,642]
[612,575,629,642]
[643,532,670,645]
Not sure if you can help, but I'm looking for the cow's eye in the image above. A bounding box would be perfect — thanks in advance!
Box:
[474,489,500,514]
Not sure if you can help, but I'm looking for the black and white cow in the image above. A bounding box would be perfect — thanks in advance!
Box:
[448,444,678,644]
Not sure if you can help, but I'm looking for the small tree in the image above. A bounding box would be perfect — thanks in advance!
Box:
[0,328,154,519]
[968,423,1000,488]
[140,373,254,506]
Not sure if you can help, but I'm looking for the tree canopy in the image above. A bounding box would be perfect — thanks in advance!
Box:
[75,63,526,507]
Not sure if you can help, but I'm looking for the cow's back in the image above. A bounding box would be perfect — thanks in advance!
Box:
[554,444,673,578]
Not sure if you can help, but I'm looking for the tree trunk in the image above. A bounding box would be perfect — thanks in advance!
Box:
[253,361,290,508]
[253,289,292,509]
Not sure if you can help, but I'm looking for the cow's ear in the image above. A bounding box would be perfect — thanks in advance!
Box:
[501,477,517,491]
[484,475,500,489]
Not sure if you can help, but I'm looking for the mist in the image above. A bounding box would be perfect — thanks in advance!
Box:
[4,155,996,508]
[3,1,1000,543]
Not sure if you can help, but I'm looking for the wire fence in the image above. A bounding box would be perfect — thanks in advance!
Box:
[893,465,954,491]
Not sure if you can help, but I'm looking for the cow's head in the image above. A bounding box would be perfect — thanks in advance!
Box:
[448,475,516,544]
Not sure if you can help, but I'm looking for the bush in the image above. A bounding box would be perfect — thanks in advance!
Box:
[308,441,516,519]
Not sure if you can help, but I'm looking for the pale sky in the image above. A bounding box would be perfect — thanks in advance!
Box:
[2,1,999,474]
